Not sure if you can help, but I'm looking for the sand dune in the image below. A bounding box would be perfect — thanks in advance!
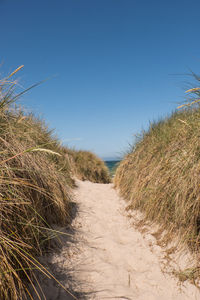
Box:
[35,180,200,299]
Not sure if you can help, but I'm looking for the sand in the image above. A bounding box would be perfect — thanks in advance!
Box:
[34,180,200,299]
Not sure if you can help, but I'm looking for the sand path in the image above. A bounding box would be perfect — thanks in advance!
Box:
[37,180,200,299]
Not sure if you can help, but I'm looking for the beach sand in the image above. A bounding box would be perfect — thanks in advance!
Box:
[33,180,200,299]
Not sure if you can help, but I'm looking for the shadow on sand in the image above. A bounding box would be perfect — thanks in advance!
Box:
[27,201,89,300]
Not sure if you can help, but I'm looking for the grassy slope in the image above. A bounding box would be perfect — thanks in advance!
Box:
[0,110,74,299]
[115,108,200,253]
[0,70,110,299]
[67,150,111,183]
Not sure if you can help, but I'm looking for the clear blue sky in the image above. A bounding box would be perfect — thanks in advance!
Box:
[1,0,200,159]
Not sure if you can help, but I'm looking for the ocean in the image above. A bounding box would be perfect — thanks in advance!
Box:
[105,160,120,176]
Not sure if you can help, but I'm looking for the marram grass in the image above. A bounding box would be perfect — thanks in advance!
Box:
[115,108,200,250]
[67,150,111,183]
[0,68,74,299]
[115,76,200,259]
[0,67,110,299]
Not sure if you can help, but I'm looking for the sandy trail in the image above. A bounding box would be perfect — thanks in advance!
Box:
[36,180,200,299]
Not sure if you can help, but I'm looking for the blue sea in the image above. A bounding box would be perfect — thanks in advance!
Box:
[105,160,120,176]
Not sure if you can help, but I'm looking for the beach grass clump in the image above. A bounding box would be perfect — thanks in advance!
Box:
[115,106,200,252]
[68,150,111,183]
[0,69,74,299]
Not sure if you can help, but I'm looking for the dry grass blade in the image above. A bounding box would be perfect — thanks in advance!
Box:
[7,65,24,79]
[29,148,62,156]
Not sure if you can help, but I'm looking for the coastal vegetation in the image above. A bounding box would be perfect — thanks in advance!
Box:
[0,67,110,299]
[67,150,111,183]
[115,75,200,281]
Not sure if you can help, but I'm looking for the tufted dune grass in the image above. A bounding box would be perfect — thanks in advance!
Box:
[115,75,200,261]
[67,150,111,183]
[0,67,110,299]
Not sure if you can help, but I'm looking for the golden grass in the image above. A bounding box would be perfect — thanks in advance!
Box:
[115,107,200,253]
[67,150,111,183]
[114,73,200,283]
[0,67,108,299]
[0,94,73,298]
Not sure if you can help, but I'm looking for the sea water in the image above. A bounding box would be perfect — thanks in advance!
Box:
[105,160,120,176]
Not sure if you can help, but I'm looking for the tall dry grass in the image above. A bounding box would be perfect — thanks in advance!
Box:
[67,150,111,183]
[0,66,112,298]
[0,68,76,299]
[115,99,200,254]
